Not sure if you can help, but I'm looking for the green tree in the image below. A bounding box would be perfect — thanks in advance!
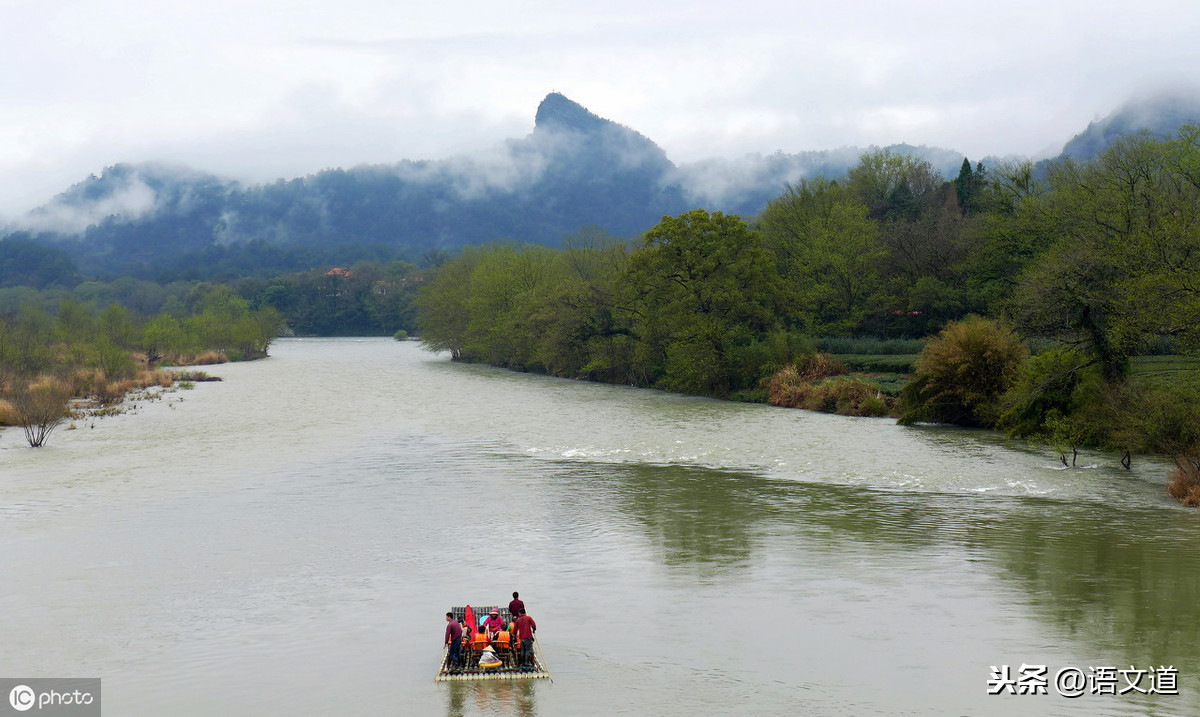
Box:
[846,150,941,221]
[141,314,187,365]
[627,209,788,395]
[416,247,488,360]
[757,178,884,333]
[953,158,988,216]
[2,305,54,375]
[53,297,96,345]
[91,335,137,380]
[1006,129,1200,378]
[98,303,138,348]
[997,347,1092,439]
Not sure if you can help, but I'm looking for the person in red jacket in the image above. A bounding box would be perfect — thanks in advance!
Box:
[508,591,524,619]
[513,608,537,669]
[481,608,505,639]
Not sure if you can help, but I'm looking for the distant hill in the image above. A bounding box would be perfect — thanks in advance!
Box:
[10,90,1197,281]
[9,94,697,278]
[1059,91,1200,161]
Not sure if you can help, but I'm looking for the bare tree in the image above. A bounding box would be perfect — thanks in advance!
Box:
[12,377,71,447]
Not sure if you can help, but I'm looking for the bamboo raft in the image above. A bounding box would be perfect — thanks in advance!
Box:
[436,605,552,683]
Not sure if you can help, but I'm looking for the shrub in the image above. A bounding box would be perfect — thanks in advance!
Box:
[94,338,137,380]
[811,376,894,416]
[1132,389,1200,453]
[94,379,134,406]
[764,354,848,407]
[175,351,227,366]
[145,370,176,387]
[898,316,1028,427]
[728,330,817,387]
[11,376,72,447]
[393,329,409,341]
[1117,387,1200,505]
[855,391,893,418]
[67,368,106,398]
[997,348,1091,439]
[1168,462,1200,507]
[793,352,848,382]
[766,365,809,408]
[0,398,17,426]
[765,361,894,417]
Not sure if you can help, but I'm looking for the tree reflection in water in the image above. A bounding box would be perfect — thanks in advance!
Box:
[597,462,1200,671]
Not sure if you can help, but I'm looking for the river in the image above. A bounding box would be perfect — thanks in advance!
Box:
[1,337,1196,716]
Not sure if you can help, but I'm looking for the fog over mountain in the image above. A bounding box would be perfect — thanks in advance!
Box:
[1059,91,1200,161]
[5,90,1199,279]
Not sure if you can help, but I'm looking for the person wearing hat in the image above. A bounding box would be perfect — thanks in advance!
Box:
[481,608,505,640]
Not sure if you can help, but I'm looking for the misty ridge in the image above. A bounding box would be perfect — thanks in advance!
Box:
[5,90,1200,279]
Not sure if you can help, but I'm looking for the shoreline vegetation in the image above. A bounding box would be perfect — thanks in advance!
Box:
[416,129,1200,507]
[0,285,281,447]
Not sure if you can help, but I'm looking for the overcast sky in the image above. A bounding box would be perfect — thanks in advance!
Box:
[2,0,1198,217]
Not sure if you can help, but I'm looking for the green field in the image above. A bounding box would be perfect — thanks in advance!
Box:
[807,352,1200,404]
[834,353,920,373]
[828,354,916,397]
[1130,355,1200,391]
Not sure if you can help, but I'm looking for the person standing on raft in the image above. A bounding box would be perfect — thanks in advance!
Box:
[444,612,463,671]
[513,608,537,669]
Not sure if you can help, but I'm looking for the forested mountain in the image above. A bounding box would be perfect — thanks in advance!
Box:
[3,94,967,279]
[6,90,1200,282]
[1060,91,1200,161]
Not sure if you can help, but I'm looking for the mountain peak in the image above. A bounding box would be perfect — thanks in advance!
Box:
[534,93,610,134]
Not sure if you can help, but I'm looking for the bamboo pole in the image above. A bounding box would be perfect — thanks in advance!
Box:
[436,644,448,682]
[533,639,553,683]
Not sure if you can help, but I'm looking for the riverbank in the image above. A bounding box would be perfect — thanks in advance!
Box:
[0,357,225,447]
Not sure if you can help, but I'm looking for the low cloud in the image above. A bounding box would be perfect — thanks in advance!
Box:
[13,173,158,235]
[435,138,551,199]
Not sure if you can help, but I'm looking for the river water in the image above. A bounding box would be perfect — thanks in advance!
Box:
[1,338,1196,716]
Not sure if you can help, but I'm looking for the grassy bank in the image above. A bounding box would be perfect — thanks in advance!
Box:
[764,353,903,417]
[0,356,226,446]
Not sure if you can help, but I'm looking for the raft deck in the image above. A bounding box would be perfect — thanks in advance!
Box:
[436,605,551,683]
